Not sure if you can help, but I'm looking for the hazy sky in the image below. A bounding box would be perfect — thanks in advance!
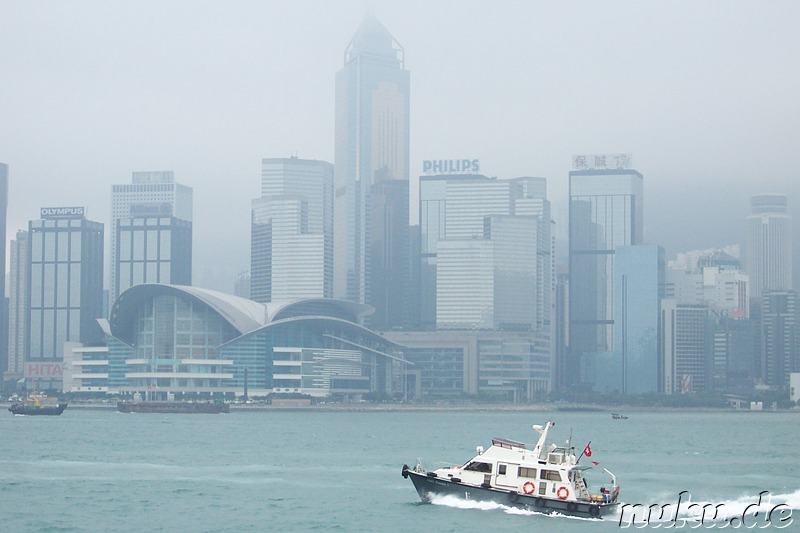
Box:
[2,0,799,292]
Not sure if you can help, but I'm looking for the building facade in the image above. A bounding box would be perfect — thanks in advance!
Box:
[65,285,410,399]
[115,216,192,296]
[761,290,798,389]
[666,262,749,319]
[333,15,410,329]
[27,208,104,390]
[746,194,792,300]
[384,329,551,402]
[5,230,27,382]
[110,171,192,305]
[251,157,333,303]
[0,163,7,378]
[594,245,663,394]
[709,317,759,392]
[568,165,643,386]
[419,175,552,331]
[660,301,709,394]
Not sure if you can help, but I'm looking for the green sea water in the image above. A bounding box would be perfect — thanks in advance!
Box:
[1,409,798,531]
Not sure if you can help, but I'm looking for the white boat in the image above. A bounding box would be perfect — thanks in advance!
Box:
[401,421,620,519]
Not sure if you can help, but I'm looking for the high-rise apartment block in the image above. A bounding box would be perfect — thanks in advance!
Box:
[110,171,192,304]
[251,157,333,302]
[746,194,792,299]
[27,208,104,389]
[568,156,643,386]
[334,15,410,329]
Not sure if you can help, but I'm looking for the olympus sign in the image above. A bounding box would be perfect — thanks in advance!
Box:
[40,207,85,219]
[422,159,480,175]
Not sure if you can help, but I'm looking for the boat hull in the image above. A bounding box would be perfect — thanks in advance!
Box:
[8,403,68,416]
[117,401,229,414]
[402,466,617,519]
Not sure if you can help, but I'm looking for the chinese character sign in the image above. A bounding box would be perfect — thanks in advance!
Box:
[572,153,632,170]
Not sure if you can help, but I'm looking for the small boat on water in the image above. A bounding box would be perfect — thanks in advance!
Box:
[401,420,619,519]
[8,394,68,416]
[117,401,229,414]
[611,413,629,420]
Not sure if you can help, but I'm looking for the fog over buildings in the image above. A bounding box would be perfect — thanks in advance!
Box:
[1,1,798,294]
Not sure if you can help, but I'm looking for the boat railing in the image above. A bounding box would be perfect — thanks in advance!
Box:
[491,437,526,450]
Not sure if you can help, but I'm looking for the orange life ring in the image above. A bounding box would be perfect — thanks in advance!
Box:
[522,481,535,495]
[557,487,570,500]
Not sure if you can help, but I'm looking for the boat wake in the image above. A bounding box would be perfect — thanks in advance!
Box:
[429,494,595,521]
[613,489,800,527]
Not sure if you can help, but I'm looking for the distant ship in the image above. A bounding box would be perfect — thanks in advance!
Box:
[9,395,68,416]
[611,413,629,420]
[117,401,229,414]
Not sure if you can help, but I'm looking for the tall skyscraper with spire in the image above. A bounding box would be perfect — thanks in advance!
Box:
[334,15,410,329]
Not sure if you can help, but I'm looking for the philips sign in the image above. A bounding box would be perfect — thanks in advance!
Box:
[40,207,85,219]
[423,159,480,175]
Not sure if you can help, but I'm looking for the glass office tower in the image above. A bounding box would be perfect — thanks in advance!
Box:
[568,167,643,386]
[110,171,192,305]
[28,208,104,388]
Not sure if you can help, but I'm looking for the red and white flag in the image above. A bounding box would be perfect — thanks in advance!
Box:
[583,442,593,457]
[592,461,599,467]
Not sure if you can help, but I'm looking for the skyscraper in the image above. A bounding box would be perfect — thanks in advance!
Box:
[660,301,709,394]
[424,175,552,333]
[746,194,792,300]
[115,215,192,296]
[600,245,664,394]
[761,290,798,388]
[5,230,27,382]
[110,171,192,305]
[568,156,643,386]
[251,157,333,302]
[334,15,410,328]
[28,208,104,390]
[0,164,7,378]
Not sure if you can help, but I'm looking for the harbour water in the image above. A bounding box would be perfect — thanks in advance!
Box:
[1,408,798,531]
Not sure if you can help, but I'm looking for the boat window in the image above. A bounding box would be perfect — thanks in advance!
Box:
[518,466,537,479]
[498,464,507,475]
[541,469,562,481]
[464,461,492,473]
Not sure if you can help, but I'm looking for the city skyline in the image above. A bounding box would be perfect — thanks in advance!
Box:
[1,1,798,293]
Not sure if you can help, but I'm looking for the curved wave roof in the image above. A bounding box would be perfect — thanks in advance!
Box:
[109,284,373,344]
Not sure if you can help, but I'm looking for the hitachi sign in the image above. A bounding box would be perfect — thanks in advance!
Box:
[40,207,85,219]
[423,159,480,175]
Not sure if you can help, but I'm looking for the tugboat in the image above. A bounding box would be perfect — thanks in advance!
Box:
[401,421,619,519]
[8,394,68,416]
